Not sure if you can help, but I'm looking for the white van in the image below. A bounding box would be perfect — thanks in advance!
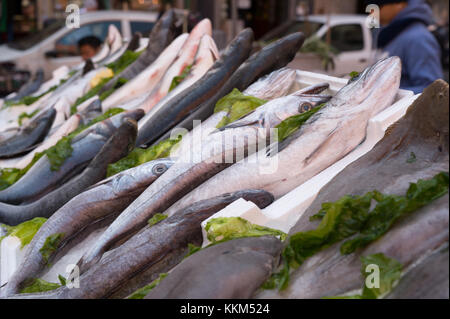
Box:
[0,10,159,79]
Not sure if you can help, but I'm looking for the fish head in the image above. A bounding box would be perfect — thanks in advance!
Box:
[150,157,175,177]
[190,19,213,38]
[336,57,402,112]
[263,93,332,129]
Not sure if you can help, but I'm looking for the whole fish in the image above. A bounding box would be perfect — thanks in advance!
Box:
[255,79,449,299]
[138,19,213,113]
[142,34,219,114]
[0,110,144,205]
[1,122,159,297]
[0,116,138,226]
[0,114,82,170]
[145,236,283,299]
[98,10,179,96]
[164,57,402,217]
[0,108,56,158]
[4,69,44,104]
[7,190,274,299]
[136,28,255,146]
[158,32,306,144]
[78,89,331,272]
[386,244,449,299]
[102,33,189,110]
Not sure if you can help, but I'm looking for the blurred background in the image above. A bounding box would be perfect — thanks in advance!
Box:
[1,0,448,97]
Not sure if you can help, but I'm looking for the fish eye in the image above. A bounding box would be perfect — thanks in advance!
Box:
[153,164,168,175]
[299,103,313,113]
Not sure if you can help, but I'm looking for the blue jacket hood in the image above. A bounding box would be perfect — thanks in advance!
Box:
[378,0,434,48]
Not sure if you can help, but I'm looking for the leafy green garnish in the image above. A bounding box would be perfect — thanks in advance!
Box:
[17,109,39,126]
[185,243,202,259]
[127,273,168,299]
[300,37,339,71]
[406,152,417,164]
[107,134,182,177]
[0,152,45,190]
[169,65,192,92]
[205,217,287,245]
[20,278,61,294]
[45,136,73,171]
[148,213,168,227]
[325,253,403,299]
[58,274,67,286]
[214,89,267,129]
[263,172,449,291]
[0,217,47,248]
[70,50,142,114]
[276,104,324,142]
[349,71,360,82]
[39,233,65,264]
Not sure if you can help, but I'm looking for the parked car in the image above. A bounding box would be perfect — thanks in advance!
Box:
[0,10,159,81]
[261,15,375,77]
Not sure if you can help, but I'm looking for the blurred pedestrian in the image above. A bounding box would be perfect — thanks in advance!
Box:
[78,36,102,61]
[371,0,443,94]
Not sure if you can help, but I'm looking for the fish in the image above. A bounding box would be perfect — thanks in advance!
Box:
[6,190,274,299]
[0,108,56,158]
[385,243,449,299]
[138,19,213,113]
[163,57,402,217]
[0,116,138,226]
[169,68,304,154]
[135,28,255,147]
[0,110,144,205]
[125,32,142,52]
[0,114,82,170]
[77,89,331,273]
[156,32,307,144]
[102,33,189,110]
[254,79,449,299]
[98,10,179,96]
[145,236,283,299]
[1,122,161,297]
[4,69,44,104]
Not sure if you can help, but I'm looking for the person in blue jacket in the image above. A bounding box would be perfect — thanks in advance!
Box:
[370,0,443,93]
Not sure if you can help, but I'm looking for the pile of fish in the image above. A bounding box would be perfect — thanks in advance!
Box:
[0,9,448,299]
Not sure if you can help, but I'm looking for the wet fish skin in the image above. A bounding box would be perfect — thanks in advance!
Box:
[145,236,283,299]
[5,69,44,103]
[386,244,449,299]
[0,109,144,205]
[164,57,402,216]
[78,89,327,273]
[0,116,138,226]
[99,10,179,95]
[0,120,150,297]
[126,32,142,52]
[161,32,306,142]
[5,190,273,299]
[0,108,56,158]
[136,28,255,146]
[255,79,449,299]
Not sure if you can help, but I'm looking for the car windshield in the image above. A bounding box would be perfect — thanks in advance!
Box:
[7,19,65,51]
[287,21,324,38]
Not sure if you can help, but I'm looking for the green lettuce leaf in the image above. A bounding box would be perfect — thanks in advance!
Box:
[20,278,61,294]
[169,65,192,92]
[148,213,167,227]
[214,89,267,129]
[0,152,45,190]
[205,217,287,245]
[107,135,182,177]
[39,233,65,264]
[127,273,168,299]
[264,172,449,291]
[275,104,323,142]
[0,217,47,248]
